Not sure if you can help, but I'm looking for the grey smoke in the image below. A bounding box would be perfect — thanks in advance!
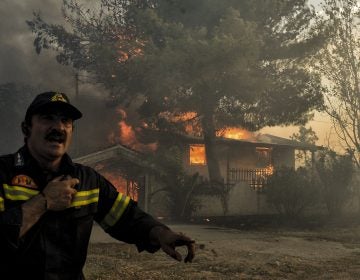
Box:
[0,0,117,155]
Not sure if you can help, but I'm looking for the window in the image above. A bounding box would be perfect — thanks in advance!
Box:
[256,147,271,167]
[189,144,206,165]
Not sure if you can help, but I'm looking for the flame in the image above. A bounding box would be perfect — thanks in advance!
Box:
[110,108,158,152]
[119,121,136,145]
[116,35,145,63]
[159,111,201,135]
[266,165,274,175]
[101,171,138,201]
[262,165,274,176]
[189,144,206,165]
[158,111,197,123]
[217,127,255,140]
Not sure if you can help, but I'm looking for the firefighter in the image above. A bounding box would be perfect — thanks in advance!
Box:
[0,91,195,279]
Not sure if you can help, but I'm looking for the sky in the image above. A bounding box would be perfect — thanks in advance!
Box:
[0,0,342,153]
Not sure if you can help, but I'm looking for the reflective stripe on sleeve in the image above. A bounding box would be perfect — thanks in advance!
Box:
[100,193,131,230]
[71,188,99,207]
[3,184,39,201]
[0,196,4,212]
[3,184,100,209]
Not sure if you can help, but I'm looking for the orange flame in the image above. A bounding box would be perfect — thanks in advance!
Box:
[110,108,158,152]
[116,35,145,63]
[217,127,255,140]
[101,172,138,201]
[189,144,206,165]
[159,111,201,135]
[258,165,274,176]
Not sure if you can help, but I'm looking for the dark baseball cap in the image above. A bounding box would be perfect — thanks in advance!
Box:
[25,91,82,122]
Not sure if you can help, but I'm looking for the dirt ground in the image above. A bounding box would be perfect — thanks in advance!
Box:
[84,216,360,280]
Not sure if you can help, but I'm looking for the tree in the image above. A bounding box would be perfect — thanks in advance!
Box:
[315,148,354,217]
[27,0,324,184]
[312,0,360,167]
[290,125,319,165]
[146,145,204,220]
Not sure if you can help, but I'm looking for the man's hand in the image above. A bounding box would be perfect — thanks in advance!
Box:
[149,226,195,263]
[42,175,78,211]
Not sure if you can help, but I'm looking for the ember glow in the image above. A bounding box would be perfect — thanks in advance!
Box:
[159,111,201,135]
[189,144,206,165]
[102,171,138,201]
[262,164,274,176]
[111,108,158,152]
[116,35,145,63]
[217,127,255,140]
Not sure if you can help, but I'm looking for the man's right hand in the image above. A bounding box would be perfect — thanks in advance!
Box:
[42,175,79,211]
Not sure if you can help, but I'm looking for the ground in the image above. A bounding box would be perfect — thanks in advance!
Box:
[84,216,360,279]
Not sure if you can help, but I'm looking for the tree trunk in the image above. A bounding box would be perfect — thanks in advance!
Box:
[202,113,223,185]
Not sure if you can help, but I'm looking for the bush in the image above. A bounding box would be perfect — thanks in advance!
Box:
[315,149,354,217]
[265,167,319,219]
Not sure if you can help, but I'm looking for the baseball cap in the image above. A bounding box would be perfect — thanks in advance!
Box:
[25,91,82,122]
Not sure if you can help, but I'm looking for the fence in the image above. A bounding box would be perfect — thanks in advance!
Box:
[227,167,273,190]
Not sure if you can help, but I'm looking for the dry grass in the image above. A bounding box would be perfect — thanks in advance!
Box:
[84,217,360,280]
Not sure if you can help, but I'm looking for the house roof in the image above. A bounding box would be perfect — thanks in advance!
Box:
[183,133,322,151]
[74,144,153,169]
[254,134,321,150]
[74,132,322,167]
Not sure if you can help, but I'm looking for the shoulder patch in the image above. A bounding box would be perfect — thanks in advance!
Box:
[11,175,38,189]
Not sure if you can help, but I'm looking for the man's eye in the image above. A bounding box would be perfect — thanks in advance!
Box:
[62,118,72,125]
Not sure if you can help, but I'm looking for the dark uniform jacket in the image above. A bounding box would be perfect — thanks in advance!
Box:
[0,146,164,280]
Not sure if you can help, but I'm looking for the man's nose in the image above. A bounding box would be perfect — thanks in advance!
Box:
[43,113,72,129]
[51,116,68,128]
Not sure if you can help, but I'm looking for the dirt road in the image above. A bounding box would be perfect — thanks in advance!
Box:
[84,222,360,279]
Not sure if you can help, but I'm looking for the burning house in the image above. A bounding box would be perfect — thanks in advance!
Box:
[179,131,321,216]
[74,144,154,212]
[74,121,321,217]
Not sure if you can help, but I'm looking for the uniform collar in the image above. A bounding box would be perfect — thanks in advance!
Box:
[15,145,76,175]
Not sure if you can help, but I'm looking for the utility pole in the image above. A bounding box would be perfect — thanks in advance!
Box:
[74,72,80,157]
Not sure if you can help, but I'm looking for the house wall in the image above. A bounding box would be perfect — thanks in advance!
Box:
[272,147,295,168]
[179,143,297,216]
[183,144,262,180]
[194,182,275,217]
[183,143,296,180]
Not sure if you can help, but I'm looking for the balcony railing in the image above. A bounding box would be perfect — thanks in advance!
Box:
[227,167,273,190]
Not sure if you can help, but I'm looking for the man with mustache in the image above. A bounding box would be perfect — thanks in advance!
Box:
[0,91,195,280]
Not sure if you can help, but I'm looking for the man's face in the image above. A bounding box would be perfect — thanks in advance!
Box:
[27,110,74,162]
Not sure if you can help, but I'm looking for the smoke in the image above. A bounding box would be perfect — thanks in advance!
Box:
[0,0,75,89]
[0,0,118,155]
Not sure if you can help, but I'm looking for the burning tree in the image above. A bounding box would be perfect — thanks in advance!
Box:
[27,0,324,185]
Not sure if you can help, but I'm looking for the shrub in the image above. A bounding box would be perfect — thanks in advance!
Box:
[315,149,354,217]
[265,167,319,219]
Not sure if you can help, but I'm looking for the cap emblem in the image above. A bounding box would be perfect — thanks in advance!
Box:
[51,93,67,103]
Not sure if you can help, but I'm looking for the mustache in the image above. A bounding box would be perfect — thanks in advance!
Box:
[45,129,67,142]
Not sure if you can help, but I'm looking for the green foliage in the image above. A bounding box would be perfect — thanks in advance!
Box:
[266,167,319,219]
[315,149,354,217]
[290,126,319,165]
[291,126,319,145]
[147,145,203,219]
[27,0,325,130]
[311,0,360,167]
[27,0,325,183]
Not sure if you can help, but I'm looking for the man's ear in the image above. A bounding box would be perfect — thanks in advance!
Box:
[21,121,30,136]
